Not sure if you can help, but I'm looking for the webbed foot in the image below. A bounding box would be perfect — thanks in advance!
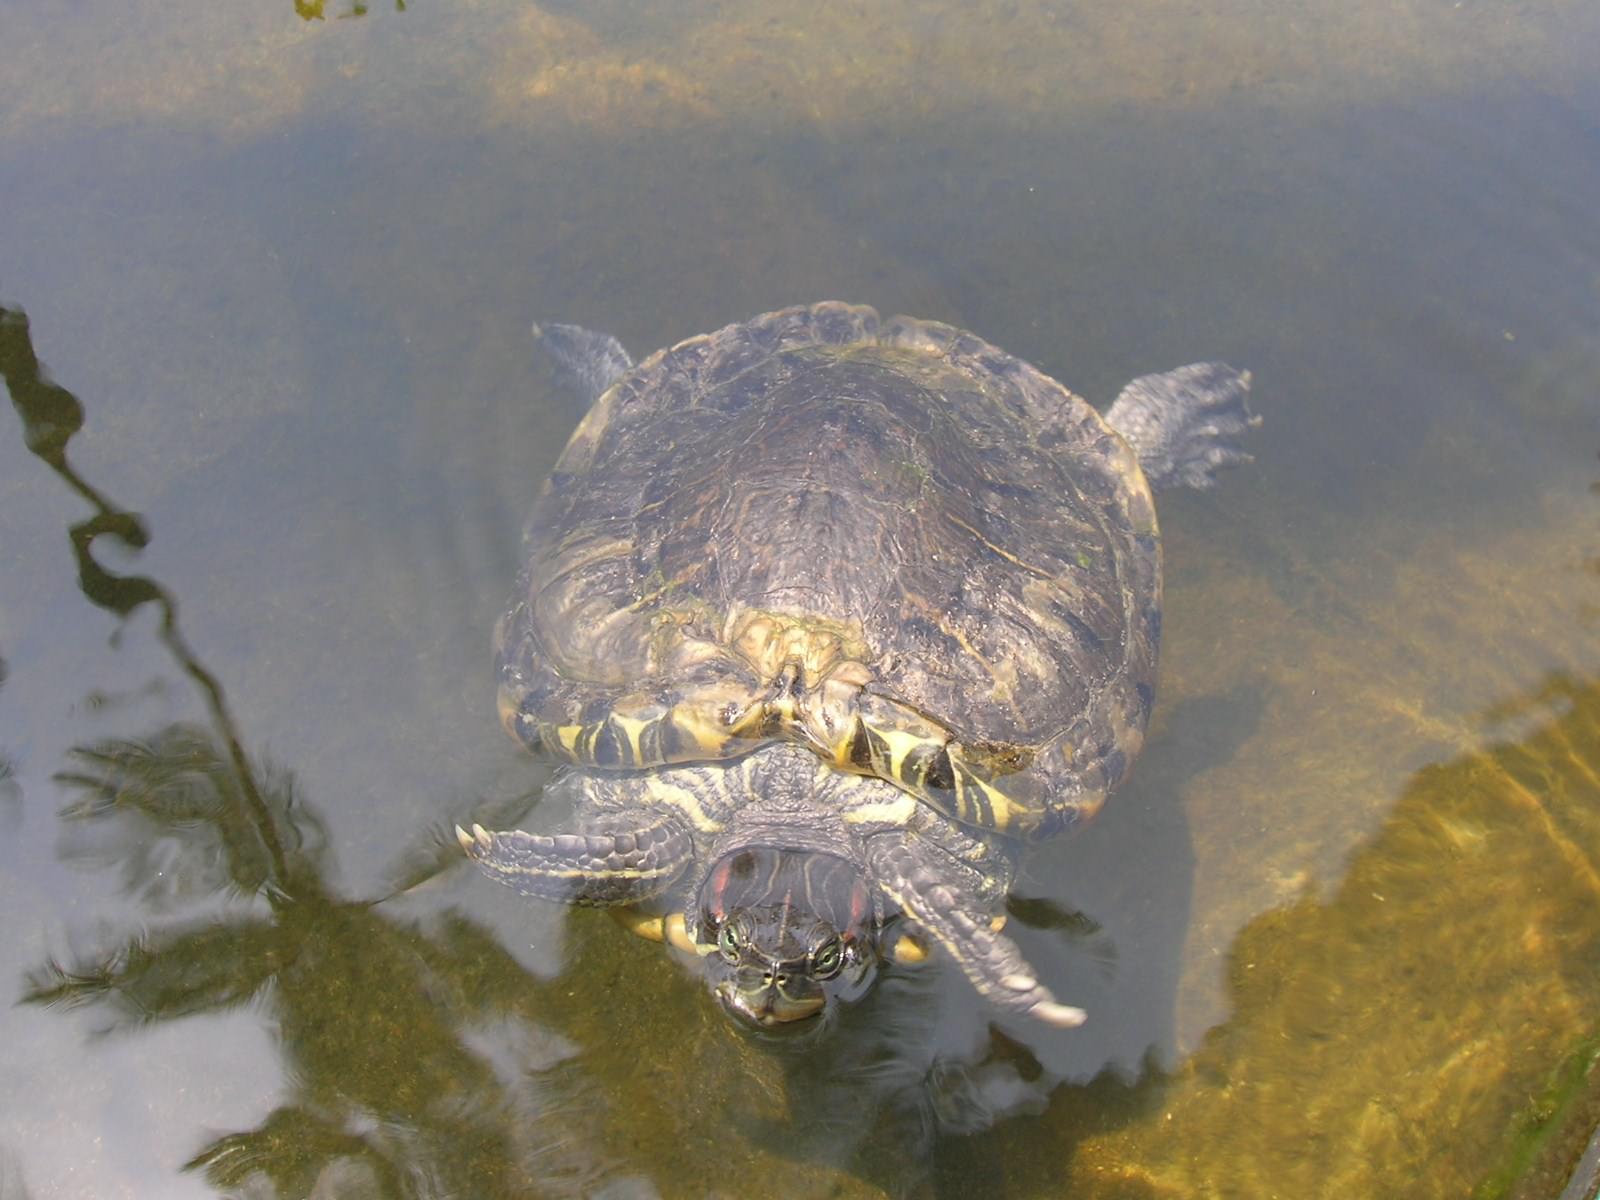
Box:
[1104,362,1259,491]
[867,839,1085,1028]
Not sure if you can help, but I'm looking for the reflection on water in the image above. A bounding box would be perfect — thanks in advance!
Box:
[0,654,17,831]
[2,303,624,1195]
[3,4,1600,1192]
[0,304,1121,1197]
[27,726,629,1197]
[8,262,1600,1193]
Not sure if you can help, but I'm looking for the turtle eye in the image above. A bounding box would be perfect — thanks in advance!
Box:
[717,922,741,963]
[812,938,843,979]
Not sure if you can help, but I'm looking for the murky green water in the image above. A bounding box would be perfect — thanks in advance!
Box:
[3,2,1600,1196]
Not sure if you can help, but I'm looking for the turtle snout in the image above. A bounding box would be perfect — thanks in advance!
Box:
[717,960,826,1027]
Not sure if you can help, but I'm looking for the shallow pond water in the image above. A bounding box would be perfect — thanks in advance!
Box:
[3,2,1600,1197]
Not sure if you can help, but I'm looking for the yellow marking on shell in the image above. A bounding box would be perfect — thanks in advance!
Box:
[675,704,743,757]
[609,712,655,765]
[825,720,861,772]
[1120,446,1159,536]
[943,748,1025,833]
[555,725,585,757]
[725,608,870,683]
[670,679,768,758]
[903,589,1019,710]
[874,726,940,786]
[769,660,804,725]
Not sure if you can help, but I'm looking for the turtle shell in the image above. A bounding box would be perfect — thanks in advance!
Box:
[496,303,1160,840]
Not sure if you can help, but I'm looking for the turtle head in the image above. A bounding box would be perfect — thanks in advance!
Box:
[693,846,881,1029]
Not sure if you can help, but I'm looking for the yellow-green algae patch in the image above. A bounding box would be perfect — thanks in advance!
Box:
[1477,1032,1600,1200]
[956,668,1600,1198]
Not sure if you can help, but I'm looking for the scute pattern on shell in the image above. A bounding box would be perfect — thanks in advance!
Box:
[497,303,1160,837]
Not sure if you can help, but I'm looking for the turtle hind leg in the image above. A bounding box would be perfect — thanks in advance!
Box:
[532,321,635,412]
[1103,362,1259,491]
[866,838,1086,1028]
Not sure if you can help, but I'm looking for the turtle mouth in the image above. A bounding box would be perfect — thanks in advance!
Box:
[715,980,826,1028]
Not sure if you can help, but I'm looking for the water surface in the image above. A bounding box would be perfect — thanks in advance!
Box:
[2,2,1600,1196]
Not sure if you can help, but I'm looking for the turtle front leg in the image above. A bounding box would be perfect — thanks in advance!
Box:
[457,807,692,907]
[865,836,1085,1028]
[532,321,634,411]
[1103,362,1259,491]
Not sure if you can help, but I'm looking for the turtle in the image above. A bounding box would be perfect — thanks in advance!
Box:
[459,301,1257,1030]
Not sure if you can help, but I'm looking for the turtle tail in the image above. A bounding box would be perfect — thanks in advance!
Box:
[457,812,693,907]
[532,321,634,412]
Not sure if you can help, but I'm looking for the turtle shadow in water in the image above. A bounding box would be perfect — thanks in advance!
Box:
[702,682,1269,1195]
[1004,681,1269,1077]
[881,681,1268,1193]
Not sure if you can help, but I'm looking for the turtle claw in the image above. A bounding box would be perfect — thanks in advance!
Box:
[1031,999,1088,1028]
[958,929,1089,1028]
[455,823,500,858]
[1005,973,1087,1026]
[1000,971,1087,1027]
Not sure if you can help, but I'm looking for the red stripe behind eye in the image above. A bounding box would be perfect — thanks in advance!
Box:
[709,857,733,920]
[849,879,869,927]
